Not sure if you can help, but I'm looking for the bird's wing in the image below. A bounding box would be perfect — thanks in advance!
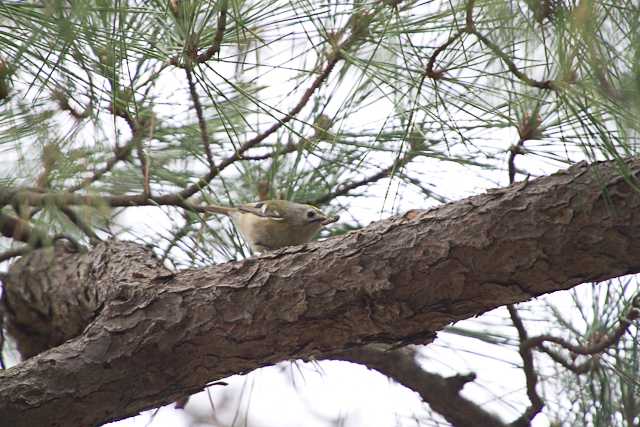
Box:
[237,201,285,220]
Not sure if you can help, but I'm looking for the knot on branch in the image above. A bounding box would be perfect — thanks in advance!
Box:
[517,112,544,142]
[425,68,446,80]
[1,240,168,359]
[446,372,477,392]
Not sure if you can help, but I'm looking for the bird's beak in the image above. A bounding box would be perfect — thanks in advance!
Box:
[321,215,339,225]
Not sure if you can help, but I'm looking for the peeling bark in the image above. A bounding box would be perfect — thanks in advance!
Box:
[2,242,168,358]
[2,158,640,426]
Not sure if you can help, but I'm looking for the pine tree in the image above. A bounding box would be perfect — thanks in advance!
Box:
[1,1,640,426]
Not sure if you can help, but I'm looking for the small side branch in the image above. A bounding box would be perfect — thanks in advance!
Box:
[507,305,544,426]
[185,67,215,169]
[169,0,229,67]
[522,294,640,373]
[175,47,345,202]
[241,141,301,161]
[52,90,92,120]
[332,345,508,427]
[69,105,140,193]
[59,207,101,244]
[310,147,415,205]
[68,137,138,193]
[471,31,555,90]
[425,31,463,79]
[196,0,228,63]
[464,0,554,90]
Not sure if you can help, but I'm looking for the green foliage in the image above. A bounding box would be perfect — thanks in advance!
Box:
[544,280,640,426]
[1,2,640,422]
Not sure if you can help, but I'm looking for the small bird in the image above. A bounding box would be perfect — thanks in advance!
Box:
[203,200,339,252]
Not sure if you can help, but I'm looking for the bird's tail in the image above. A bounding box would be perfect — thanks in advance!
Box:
[202,204,236,216]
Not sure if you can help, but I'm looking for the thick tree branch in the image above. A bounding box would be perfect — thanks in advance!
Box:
[334,345,507,427]
[3,158,640,426]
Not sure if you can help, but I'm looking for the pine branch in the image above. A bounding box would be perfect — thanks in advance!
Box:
[309,149,415,205]
[3,158,640,426]
[332,345,508,427]
[184,66,214,168]
[507,305,544,426]
[523,295,640,355]
[0,211,50,247]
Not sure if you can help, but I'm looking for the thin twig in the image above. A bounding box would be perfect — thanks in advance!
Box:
[68,139,138,193]
[59,207,101,244]
[537,344,593,374]
[508,110,543,183]
[53,90,92,119]
[471,31,555,90]
[399,173,448,203]
[523,298,640,377]
[524,295,640,355]
[174,46,346,202]
[426,30,464,79]
[466,0,555,90]
[113,108,137,134]
[160,212,195,264]
[0,188,206,212]
[68,109,139,193]
[137,140,151,197]
[185,67,215,169]
[1,7,372,210]
[309,150,415,206]
[465,0,476,31]
[426,0,555,98]
[507,305,544,426]
[169,0,229,67]
[241,141,301,161]
[508,139,526,184]
[196,0,228,63]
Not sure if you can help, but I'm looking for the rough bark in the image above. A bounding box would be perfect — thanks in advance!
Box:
[2,242,169,358]
[2,158,640,426]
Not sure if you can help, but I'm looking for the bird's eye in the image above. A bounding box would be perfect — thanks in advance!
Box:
[306,210,316,219]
